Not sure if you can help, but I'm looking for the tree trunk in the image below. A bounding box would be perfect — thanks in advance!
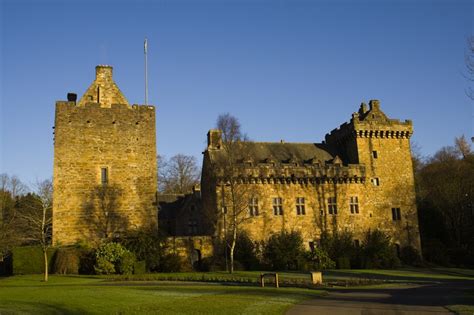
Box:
[229,217,237,274]
[43,249,48,282]
[230,235,236,274]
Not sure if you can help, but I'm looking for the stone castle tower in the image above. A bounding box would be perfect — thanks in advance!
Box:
[53,65,158,245]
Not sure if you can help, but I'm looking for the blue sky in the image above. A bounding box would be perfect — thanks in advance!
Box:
[1,0,473,184]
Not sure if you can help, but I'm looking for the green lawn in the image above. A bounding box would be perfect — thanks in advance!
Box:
[108,268,474,286]
[1,268,473,314]
[0,275,325,314]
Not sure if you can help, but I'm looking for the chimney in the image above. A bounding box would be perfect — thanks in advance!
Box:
[369,99,380,111]
[358,102,368,115]
[95,65,113,82]
[207,129,222,150]
[67,93,77,104]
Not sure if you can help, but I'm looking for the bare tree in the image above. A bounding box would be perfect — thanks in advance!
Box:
[455,135,471,159]
[158,154,200,194]
[17,180,53,281]
[0,174,27,262]
[215,113,251,273]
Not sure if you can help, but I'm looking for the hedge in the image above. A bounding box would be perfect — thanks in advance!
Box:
[12,246,57,275]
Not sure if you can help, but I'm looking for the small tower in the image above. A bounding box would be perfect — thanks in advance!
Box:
[53,65,158,245]
[325,100,421,251]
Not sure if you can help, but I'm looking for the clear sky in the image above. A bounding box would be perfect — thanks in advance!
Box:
[1,0,473,185]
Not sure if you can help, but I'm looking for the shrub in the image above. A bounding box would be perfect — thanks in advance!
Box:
[12,246,57,275]
[361,230,400,269]
[400,246,423,266]
[304,246,335,270]
[263,231,306,270]
[79,248,96,274]
[95,257,115,275]
[133,260,146,274]
[159,253,187,272]
[320,230,356,269]
[233,232,260,270]
[117,228,165,272]
[421,238,449,266]
[53,247,80,274]
[118,250,136,275]
[94,242,135,275]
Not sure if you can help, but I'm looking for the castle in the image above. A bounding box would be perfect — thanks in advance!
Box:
[53,65,421,255]
[201,101,421,252]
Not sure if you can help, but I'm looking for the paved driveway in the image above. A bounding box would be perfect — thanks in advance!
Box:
[287,281,473,315]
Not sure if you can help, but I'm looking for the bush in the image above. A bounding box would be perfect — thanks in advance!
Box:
[117,228,165,272]
[159,253,188,272]
[233,232,260,270]
[320,230,356,269]
[304,247,335,270]
[361,230,400,269]
[79,248,96,274]
[118,251,136,275]
[263,231,306,270]
[94,242,136,275]
[12,246,57,275]
[95,257,115,274]
[199,257,225,272]
[133,260,146,274]
[53,247,80,274]
[400,246,423,266]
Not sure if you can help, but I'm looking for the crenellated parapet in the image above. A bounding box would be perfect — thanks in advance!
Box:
[325,99,413,147]
[215,162,366,185]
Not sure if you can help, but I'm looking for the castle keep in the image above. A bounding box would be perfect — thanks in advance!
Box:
[201,100,421,252]
[53,66,157,245]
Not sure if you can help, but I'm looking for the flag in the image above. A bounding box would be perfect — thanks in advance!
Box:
[144,38,148,54]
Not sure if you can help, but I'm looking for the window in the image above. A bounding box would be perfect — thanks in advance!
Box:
[101,167,108,185]
[372,150,378,159]
[392,207,401,221]
[372,178,380,186]
[328,197,337,215]
[249,197,259,216]
[296,197,305,215]
[273,197,283,215]
[349,196,359,214]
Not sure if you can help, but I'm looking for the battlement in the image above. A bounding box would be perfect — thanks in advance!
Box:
[56,101,155,111]
[215,162,366,184]
[325,100,413,143]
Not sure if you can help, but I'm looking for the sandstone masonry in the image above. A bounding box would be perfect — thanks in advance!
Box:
[53,65,157,245]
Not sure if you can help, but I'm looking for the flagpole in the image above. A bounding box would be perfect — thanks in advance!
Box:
[144,38,148,105]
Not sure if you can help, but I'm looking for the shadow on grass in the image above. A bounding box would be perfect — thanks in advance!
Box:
[323,268,474,284]
[0,301,86,314]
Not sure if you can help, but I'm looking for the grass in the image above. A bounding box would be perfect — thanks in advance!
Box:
[1,268,472,314]
[107,268,474,287]
[0,275,325,314]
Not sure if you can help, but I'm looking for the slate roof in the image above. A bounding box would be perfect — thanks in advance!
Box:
[208,142,335,164]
